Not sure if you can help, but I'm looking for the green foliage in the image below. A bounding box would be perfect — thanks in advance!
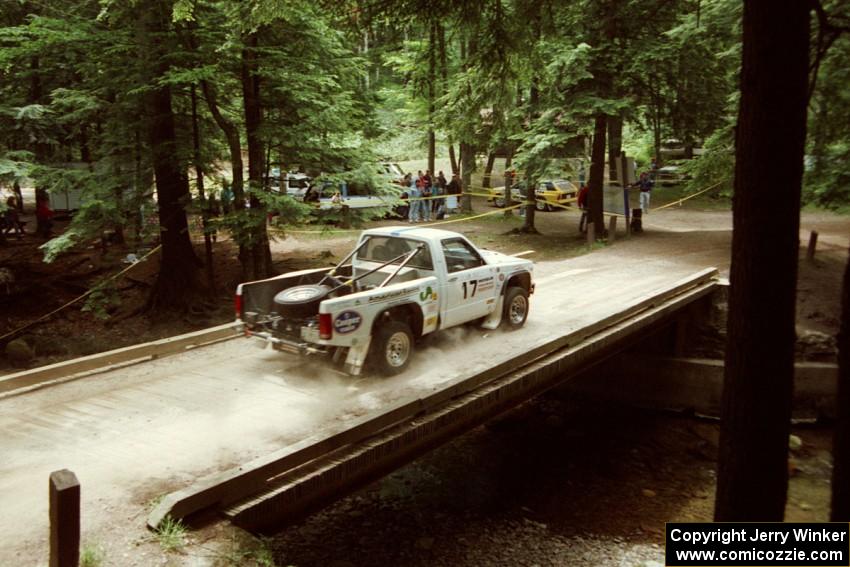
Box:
[40,228,84,264]
[81,280,121,321]
[217,534,277,567]
[0,150,32,185]
[79,543,106,567]
[155,515,187,552]
[804,27,850,208]
[681,123,734,197]
[1,0,847,289]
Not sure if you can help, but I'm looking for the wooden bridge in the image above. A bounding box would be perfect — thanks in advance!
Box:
[0,255,720,560]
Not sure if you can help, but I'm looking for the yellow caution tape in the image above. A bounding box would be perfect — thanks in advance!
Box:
[652,181,725,211]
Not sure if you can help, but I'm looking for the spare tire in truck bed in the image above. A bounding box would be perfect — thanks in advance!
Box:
[274,284,332,318]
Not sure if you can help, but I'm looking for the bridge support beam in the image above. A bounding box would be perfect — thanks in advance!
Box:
[567,355,838,421]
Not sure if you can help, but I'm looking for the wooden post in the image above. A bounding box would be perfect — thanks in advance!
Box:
[50,469,80,567]
[807,230,818,261]
[340,205,351,229]
[586,222,595,246]
[608,216,617,243]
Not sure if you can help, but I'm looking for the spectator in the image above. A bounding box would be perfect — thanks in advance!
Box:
[577,183,589,233]
[3,196,24,238]
[445,173,461,213]
[503,169,515,209]
[638,172,653,215]
[408,175,421,223]
[206,192,220,242]
[431,180,444,220]
[420,176,432,222]
[35,190,53,238]
[208,191,221,217]
[396,173,412,219]
[220,180,234,213]
[13,182,23,211]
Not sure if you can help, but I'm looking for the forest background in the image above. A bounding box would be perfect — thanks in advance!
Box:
[1,0,847,312]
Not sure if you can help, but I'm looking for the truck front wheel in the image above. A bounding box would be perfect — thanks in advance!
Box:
[502,286,529,329]
[371,320,414,376]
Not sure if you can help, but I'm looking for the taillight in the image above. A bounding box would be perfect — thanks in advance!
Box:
[319,313,332,340]
[234,293,243,320]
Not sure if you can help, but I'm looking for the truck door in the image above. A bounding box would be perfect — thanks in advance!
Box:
[439,237,498,328]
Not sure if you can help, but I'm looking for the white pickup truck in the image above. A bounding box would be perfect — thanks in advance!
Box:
[236,226,535,376]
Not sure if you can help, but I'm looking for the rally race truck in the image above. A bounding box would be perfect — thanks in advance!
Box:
[236,226,535,376]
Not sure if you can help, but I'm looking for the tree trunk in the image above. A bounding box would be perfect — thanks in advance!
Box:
[832,248,850,520]
[142,0,202,311]
[191,84,215,292]
[201,81,251,280]
[482,152,496,189]
[263,144,272,190]
[427,19,436,177]
[653,97,663,168]
[438,22,458,176]
[458,31,476,214]
[520,179,537,233]
[608,115,623,182]
[200,82,244,207]
[111,167,126,245]
[241,31,272,280]
[587,114,607,237]
[363,29,370,91]
[79,126,92,165]
[460,142,474,213]
[448,144,459,175]
[133,125,144,244]
[714,0,809,521]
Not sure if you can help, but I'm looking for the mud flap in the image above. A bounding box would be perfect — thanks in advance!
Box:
[344,337,372,375]
[481,296,504,330]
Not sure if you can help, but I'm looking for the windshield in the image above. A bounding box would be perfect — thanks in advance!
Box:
[356,236,434,270]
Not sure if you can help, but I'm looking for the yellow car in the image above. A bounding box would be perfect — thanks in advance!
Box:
[488,179,578,211]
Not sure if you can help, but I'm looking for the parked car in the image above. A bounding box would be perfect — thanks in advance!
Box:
[379,162,406,184]
[488,179,578,211]
[270,171,312,199]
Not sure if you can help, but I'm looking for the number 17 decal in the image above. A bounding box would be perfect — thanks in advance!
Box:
[461,280,478,299]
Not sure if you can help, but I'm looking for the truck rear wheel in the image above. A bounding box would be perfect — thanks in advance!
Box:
[371,320,414,376]
[274,284,331,318]
[501,286,529,330]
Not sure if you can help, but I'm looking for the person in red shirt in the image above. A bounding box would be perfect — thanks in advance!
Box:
[35,190,54,238]
[577,183,589,233]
